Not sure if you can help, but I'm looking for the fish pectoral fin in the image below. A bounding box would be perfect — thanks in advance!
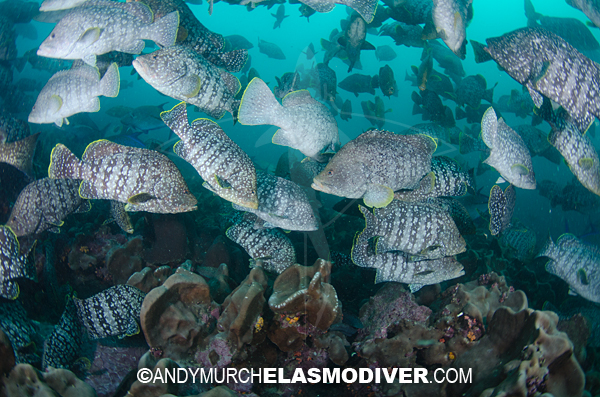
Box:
[361,41,375,51]
[511,163,530,175]
[182,74,202,98]
[78,27,103,46]
[83,53,97,66]
[568,287,579,296]
[409,283,424,293]
[526,82,543,108]
[577,268,589,285]
[363,184,394,208]
[128,192,157,204]
[214,175,232,189]
[533,61,551,84]
[453,11,462,29]
[579,158,594,170]
[50,94,63,112]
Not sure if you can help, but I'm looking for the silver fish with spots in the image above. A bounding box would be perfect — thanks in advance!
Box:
[0,133,39,177]
[226,218,296,274]
[238,78,339,162]
[488,184,516,236]
[352,205,464,291]
[48,140,197,214]
[473,27,600,133]
[298,0,377,23]
[481,107,536,190]
[500,226,537,261]
[133,46,241,120]
[233,171,318,231]
[312,130,437,208]
[73,285,145,339]
[394,156,474,202]
[28,63,119,127]
[6,178,90,237]
[0,225,36,300]
[367,199,466,259]
[160,102,258,209]
[42,299,83,369]
[537,233,600,303]
[37,1,180,66]
[430,0,473,59]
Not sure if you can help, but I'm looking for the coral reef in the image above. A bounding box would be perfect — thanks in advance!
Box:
[106,237,144,284]
[127,265,173,293]
[43,367,96,397]
[128,358,179,397]
[2,364,95,397]
[140,268,219,362]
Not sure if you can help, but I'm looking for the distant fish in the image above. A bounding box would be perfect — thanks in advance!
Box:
[338,73,378,97]
[352,205,464,291]
[500,226,536,261]
[488,184,516,236]
[375,45,397,61]
[0,225,36,300]
[427,0,473,59]
[226,218,296,273]
[382,0,432,25]
[238,78,339,162]
[274,71,302,99]
[297,0,378,23]
[28,63,119,127]
[481,107,536,190]
[120,104,168,133]
[160,102,258,209]
[425,40,466,82]
[37,1,179,66]
[340,99,352,121]
[378,65,397,98]
[6,178,90,237]
[537,233,600,303]
[472,27,600,134]
[452,74,495,109]
[312,130,436,208]
[310,63,337,102]
[258,38,286,60]
[233,171,319,231]
[337,13,375,72]
[48,140,197,214]
[411,89,455,128]
[379,22,426,48]
[0,133,38,177]
[73,285,145,339]
[225,34,254,50]
[272,4,289,29]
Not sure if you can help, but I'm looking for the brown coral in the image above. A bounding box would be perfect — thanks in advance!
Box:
[127,265,172,293]
[268,259,340,331]
[43,367,96,397]
[128,358,179,397]
[140,268,219,362]
[107,237,144,284]
[3,364,57,397]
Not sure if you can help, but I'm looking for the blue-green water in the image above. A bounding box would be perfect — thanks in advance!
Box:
[1,0,600,396]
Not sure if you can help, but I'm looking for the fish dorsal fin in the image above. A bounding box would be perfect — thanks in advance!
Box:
[70,64,101,81]
[282,89,314,107]
[123,1,154,23]
[82,140,132,162]
[77,27,103,47]
[221,71,241,95]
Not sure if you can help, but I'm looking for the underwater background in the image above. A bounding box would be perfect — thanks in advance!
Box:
[1,0,600,396]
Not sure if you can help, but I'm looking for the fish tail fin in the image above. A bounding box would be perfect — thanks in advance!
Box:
[149,10,179,48]
[537,233,557,260]
[220,49,248,73]
[339,0,378,23]
[471,40,492,64]
[484,82,497,104]
[524,0,540,25]
[238,77,284,126]
[160,102,190,139]
[48,144,83,180]
[99,62,120,98]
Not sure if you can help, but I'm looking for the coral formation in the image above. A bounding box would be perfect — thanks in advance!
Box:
[140,268,219,362]
[106,237,144,284]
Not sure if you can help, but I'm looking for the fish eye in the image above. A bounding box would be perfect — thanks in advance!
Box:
[51,33,55,38]
[152,54,158,59]
[327,170,333,176]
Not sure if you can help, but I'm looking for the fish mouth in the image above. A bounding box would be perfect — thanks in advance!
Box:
[237,198,259,210]
[311,179,330,193]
